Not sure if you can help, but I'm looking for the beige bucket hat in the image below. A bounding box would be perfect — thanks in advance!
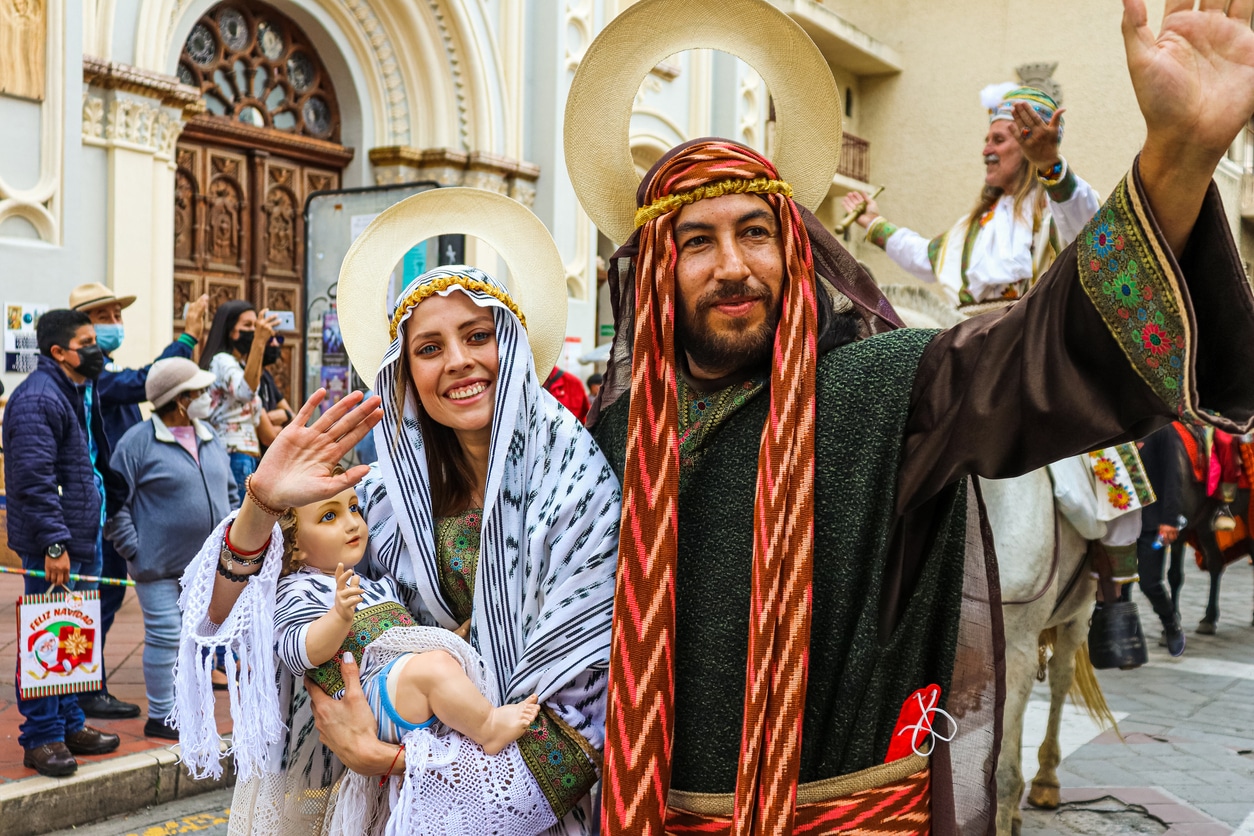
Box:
[69,282,137,313]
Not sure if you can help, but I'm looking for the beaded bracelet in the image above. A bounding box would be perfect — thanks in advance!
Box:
[223,522,266,560]
[245,474,285,518]
[216,559,251,583]
[379,744,405,787]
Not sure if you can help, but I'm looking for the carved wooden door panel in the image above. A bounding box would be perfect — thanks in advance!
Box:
[173,138,340,404]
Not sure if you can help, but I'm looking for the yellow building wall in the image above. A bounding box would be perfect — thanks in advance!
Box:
[826,0,1171,285]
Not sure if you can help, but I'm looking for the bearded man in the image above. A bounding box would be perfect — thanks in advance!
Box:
[566,0,1254,834]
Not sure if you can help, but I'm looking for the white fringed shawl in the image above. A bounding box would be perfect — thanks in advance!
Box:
[172,267,620,836]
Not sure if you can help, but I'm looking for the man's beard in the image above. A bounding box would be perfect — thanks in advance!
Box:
[676,280,780,375]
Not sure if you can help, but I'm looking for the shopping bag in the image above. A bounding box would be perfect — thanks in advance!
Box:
[16,589,103,699]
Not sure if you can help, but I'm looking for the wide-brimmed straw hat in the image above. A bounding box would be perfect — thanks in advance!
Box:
[563,0,843,245]
[337,187,567,385]
[69,282,137,313]
[146,357,216,408]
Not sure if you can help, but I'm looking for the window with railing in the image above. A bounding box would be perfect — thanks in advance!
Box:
[838,132,869,183]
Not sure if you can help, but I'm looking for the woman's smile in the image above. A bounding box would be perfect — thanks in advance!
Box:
[446,379,490,402]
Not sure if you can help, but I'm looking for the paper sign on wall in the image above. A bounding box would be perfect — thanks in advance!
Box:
[4,302,48,374]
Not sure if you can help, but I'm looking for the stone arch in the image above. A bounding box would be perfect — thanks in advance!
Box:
[134,0,507,169]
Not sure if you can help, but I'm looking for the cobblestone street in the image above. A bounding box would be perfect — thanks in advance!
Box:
[1020,557,1254,835]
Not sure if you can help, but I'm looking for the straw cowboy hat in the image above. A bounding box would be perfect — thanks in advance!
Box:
[563,0,844,246]
[68,282,137,313]
[336,187,567,385]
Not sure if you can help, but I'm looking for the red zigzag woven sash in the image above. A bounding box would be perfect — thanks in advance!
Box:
[601,142,818,836]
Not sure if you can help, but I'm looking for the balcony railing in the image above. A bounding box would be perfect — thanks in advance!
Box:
[838,131,869,184]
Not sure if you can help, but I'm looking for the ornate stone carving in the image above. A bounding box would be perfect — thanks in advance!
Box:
[343,0,411,146]
[739,68,762,148]
[82,94,105,139]
[96,96,184,158]
[564,0,592,75]
[421,0,467,149]
[1016,62,1063,104]
[368,146,541,203]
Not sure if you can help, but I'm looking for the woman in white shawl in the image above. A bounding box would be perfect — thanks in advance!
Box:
[173,265,620,835]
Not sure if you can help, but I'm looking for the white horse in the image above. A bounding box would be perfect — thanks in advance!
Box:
[882,285,1117,835]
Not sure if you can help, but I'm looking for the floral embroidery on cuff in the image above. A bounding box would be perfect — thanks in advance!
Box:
[865,217,899,250]
[1078,174,1190,419]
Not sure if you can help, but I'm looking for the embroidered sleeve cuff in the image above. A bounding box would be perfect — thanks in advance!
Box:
[865,217,898,250]
[516,707,601,819]
[1077,156,1254,431]
[1039,157,1077,202]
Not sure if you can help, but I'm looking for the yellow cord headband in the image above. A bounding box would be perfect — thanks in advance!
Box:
[389,276,529,342]
[633,177,794,228]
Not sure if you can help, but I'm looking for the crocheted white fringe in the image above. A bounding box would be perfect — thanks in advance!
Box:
[173,513,287,781]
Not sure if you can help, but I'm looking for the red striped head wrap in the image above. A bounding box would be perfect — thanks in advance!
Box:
[600,139,841,835]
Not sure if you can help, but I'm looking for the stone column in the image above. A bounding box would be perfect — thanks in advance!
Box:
[81,59,202,371]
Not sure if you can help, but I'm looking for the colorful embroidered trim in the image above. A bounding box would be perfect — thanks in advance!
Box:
[307,601,416,697]
[633,177,792,228]
[677,377,764,472]
[1040,158,1078,203]
[435,509,483,623]
[1077,173,1191,420]
[865,217,899,250]
[389,275,527,340]
[515,706,602,819]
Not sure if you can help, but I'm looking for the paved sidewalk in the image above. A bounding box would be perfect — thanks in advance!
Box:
[0,574,234,834]
[1021,557,1254,835]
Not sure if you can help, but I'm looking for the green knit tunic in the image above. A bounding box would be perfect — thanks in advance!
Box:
[593,327,970,792]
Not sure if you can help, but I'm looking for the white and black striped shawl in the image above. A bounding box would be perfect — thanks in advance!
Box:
[365,266,620,739]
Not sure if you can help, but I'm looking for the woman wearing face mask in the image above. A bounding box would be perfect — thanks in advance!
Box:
[198,301,281,489]
[107,358,239,738]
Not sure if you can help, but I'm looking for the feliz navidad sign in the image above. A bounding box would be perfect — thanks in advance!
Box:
[17,590,102,699]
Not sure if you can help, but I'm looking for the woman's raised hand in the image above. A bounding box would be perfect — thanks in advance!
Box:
[250,389,384,511]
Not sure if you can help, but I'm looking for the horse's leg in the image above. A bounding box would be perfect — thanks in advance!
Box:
[1027,616,1086,811]
[1197,533,1224,633]
[1199,566,1223,634]
[997,629,1041,836]
[1167,538,1186,619]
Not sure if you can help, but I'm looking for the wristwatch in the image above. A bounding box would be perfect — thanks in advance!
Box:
[45,543,66,559]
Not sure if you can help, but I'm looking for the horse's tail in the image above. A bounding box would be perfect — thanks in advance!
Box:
[1037,627,1121,735]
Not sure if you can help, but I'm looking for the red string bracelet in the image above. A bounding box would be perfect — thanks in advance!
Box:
[224,522,267,558]
[380,743,404,787]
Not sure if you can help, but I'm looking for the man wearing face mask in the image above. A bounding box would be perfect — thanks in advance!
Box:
[67,283,211,720]
[108,358,238,739]
[2,309,126,776]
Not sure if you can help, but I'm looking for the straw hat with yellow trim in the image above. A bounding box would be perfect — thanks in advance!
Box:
[563,0,843,246]
[336,187,568,386]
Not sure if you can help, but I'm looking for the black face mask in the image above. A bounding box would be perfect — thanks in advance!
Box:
[263,344,282,366]
[231,330,254,355]
[65,343,105,379]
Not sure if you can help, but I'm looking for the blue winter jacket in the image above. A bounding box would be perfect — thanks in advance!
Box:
[98,334,196,449]
[2,355,127,560]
